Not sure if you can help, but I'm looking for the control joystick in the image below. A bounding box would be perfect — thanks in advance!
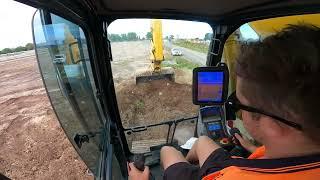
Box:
[133,154,145,171]
[229,128,242,145]
[229,128,250,157]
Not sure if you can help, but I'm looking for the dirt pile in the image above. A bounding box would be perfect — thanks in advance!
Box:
[115,79,198,152]
[116,79,198,128]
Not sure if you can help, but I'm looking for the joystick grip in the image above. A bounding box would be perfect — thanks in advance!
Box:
[133,154,145,171]
[132,154,155,180]
[229,128,251,158]
[229,128,242,145]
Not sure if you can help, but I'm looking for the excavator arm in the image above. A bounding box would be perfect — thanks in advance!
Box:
[135,19,174,83]
[150,19,164,72]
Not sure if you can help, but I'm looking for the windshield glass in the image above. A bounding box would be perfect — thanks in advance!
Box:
[108,19,212,153]
[33,10,105,175]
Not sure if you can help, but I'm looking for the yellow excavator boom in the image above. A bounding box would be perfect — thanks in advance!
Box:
[150,19,164,72]
[135,19,174,83]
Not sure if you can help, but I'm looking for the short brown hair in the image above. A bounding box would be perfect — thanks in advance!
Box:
[236,24,320,142]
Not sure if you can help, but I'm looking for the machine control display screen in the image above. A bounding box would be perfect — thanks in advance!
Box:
[207,121,224,140]
[192,65,229,105]
[208,123,221,131]
[198,72,223,102]
[201,106,221,117]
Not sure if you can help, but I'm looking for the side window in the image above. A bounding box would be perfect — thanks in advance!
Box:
[222,23,260,138]
[108,19,213,153]
[222,23,260,93]
[222,13,320,138]
[33,10,104,175]
[239,23,260,42]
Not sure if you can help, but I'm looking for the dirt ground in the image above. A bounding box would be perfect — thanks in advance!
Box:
[0,52,92,180]
[0,41,200,178]
[111,40,151,84]
[117,80,197,128]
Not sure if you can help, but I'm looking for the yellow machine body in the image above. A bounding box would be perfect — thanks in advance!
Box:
[64,25,80,65]
[223,14,320,92]
[249,14,320,38]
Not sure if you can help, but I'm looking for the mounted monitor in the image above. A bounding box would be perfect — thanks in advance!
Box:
[193,64,229,105]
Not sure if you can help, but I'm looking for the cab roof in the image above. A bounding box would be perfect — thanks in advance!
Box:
[89,0,320,22]
[95,0,313,16]
[18,0,320,23]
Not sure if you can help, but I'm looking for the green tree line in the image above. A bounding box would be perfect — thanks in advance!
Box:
[108,32,142,42]
[0,43,34,54]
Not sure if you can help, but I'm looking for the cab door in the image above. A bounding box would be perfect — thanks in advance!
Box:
[17,1,128,179]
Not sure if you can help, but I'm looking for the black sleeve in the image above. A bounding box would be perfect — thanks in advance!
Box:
[199,148,232,178]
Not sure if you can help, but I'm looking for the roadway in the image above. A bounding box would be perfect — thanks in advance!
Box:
[164,41,207,66]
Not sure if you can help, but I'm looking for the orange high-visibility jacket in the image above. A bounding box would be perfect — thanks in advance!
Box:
[203,146,320,180]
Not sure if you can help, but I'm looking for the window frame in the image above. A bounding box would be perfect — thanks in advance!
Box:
[31,9,115,179]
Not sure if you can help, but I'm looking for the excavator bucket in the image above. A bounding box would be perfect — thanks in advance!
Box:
[135,67,174,84]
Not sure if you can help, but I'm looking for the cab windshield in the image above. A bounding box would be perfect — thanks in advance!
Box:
[108,19,213,153]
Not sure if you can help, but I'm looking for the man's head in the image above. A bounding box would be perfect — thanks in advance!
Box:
[235,24,320,146]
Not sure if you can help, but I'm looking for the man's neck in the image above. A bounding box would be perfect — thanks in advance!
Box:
[263,139,320,159]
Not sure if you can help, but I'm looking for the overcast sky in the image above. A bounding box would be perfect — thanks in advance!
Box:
[0,0,212,50]
[108,19,213,39]
[0,0,36,50]
[0,0,257,50]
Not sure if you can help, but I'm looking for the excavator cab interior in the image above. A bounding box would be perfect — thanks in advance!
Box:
[10,0,320,179]
[124,63,251,179]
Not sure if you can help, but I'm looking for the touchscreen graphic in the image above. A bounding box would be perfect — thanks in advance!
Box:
[198,72,223,102]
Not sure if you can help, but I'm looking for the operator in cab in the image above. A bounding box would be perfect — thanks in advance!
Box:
[128,24,320,179]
